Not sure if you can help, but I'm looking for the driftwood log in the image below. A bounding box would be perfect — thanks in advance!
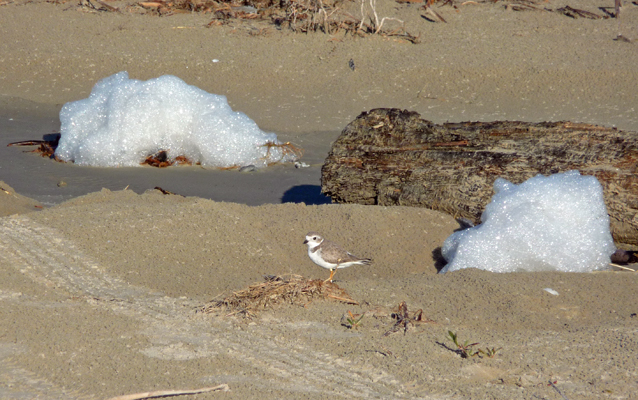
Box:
[321,108,638,246]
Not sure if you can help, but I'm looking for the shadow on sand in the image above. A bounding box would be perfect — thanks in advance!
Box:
[282,185,332,205]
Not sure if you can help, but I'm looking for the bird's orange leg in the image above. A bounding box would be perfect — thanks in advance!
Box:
[325,269,336,283]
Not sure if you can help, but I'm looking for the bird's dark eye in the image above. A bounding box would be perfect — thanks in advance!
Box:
[313,236,317,240]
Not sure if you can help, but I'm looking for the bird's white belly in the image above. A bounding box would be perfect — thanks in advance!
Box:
[308,248,355,270]
[308,248,336,269]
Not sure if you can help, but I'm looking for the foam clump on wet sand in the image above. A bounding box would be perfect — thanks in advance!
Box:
[441,170,616,273]
[55,71,297,168]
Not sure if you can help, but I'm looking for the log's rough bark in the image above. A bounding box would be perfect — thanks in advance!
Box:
[321,108,638,246]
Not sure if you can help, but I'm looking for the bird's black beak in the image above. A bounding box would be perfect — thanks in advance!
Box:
[303,239,308,244]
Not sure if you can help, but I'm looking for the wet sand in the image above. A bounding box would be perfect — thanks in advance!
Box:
[1,1,638,399]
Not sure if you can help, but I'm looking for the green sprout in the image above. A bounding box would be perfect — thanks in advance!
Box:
[345,311,365,330]
[447,330,480,358]
[446,331,502,359]
[478,346,502,358]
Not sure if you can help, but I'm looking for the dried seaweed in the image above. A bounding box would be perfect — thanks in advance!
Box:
[7,134,62,161]
[141,150,196,167]
[38,0,617,31]
[55,0,616,42]
[262,141,304,165]
[201,274,358,317]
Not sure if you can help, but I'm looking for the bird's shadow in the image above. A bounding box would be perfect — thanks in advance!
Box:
[281,185,332,205]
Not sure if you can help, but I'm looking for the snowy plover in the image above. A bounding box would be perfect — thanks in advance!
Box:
[303,232,372,282]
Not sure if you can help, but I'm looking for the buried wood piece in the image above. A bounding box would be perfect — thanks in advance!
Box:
[154,187,185,196]
[105,384,230,400]
[321,108,638,246]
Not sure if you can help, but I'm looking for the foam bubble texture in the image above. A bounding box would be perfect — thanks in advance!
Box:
[55,72,295,168]
[440,170,615,273]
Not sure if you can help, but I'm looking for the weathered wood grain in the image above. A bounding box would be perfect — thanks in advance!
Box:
[321,108,638,246]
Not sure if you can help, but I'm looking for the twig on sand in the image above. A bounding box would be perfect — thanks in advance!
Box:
[359,0,405,33]
[422,0,446,23]
[615,0,622,34]
[609,263,637,272]
[548,380,570,400]
[613,0,632,42]
[105,384,230,400]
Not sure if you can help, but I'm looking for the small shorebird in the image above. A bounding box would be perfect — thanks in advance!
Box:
[303,232,372,282]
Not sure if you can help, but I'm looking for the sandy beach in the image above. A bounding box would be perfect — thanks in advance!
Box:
[1,1,638,399]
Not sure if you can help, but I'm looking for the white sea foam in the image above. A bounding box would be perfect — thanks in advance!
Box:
[440,170,615,273]
[55,72,297,168]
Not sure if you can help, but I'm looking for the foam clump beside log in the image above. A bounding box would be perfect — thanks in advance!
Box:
[321,108,638,246]
[440,170,616,273]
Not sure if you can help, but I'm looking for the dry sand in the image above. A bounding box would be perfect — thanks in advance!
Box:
[1,1,638,399]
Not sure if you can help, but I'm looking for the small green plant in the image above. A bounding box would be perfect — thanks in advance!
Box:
[345,311,365,330]
[478,346,502,358]
[446,331,502,359]
[447,330,479,358]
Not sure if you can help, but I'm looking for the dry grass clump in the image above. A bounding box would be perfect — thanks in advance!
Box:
[202,274,358,317]
[273,0,420,42]
[263,141,304,165]
[274,0,343,33]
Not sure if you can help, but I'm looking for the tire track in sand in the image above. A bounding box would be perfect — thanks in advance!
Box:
[0,216,434,399]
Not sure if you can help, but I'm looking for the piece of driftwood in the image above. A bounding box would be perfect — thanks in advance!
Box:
[105,384,229,400]
[321,108,638,246]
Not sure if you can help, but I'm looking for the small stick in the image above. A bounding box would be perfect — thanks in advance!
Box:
[615,0,622,35]
[423,3,446,23]
[105,384,230,400]
[94,0,119,12]
[434,140,469,147]
[609,263,637,272]
[139,2,163,8]
[548,380,569,400]
[326,294,359,304]
[7,140,49,146]
[370,0,380,32]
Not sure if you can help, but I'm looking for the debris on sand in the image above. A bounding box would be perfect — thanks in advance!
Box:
[383,301,435,336]
[8,137,302,170]
[8,134,62,161]
[201,274,358,317]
